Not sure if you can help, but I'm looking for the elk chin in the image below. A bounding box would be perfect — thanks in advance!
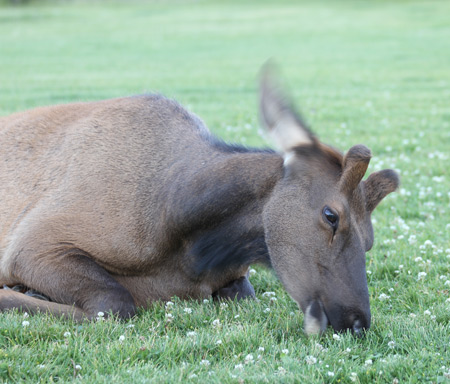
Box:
[303,300,329,335]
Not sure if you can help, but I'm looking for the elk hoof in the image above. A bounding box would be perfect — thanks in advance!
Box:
[212,276,256,301]
[3,284,51,301]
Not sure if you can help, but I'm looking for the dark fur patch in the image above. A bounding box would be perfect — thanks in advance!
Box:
[190,226,270,277]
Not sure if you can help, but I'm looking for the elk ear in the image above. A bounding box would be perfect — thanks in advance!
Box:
[339,144,371,195]
[259,62,315,155]
[363,169,400,212]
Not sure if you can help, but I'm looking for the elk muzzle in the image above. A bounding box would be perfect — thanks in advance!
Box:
[303,300,370,337]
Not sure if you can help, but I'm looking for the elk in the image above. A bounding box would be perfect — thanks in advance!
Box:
[0,67,398,335]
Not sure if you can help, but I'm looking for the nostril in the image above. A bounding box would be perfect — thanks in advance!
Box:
[352,319,364,336]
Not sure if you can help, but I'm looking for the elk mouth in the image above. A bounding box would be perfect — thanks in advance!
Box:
[303,300,329,335]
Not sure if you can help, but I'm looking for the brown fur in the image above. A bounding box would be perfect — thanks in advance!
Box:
[0,67,399,334]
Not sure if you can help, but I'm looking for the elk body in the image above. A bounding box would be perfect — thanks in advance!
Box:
[0,70,398,334]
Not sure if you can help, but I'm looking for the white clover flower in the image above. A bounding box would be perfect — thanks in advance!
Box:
[258,346,265,352]
[119,335,125,343]
[22,320,30,327]
[424,310,431,316]
[379,293,390,301]
[249,268,257,276]
[409,313,417,318]
[365,359,373,366]
[97,311,104,317]
[315,343,324,351]
[165,301,174,309]
[64,332,71,338]
[446,298,450,303]
[203,299,209,304]
[350,372,358,382]
[212,319,220,327]
[445,280,450,286]
[418,272,427,280]
[184,307,192,314]
[305,356,317,365]
[281,349,289,354]
[244,354,254,363]
[264,308,271,313]
[277,366,287,375]
[216,339,222,345]
[234,364,244,370]
[220,302,228,309]
[424,240,433,247]
[431,315,436,320]
[187,331,197,337]
[388,341,396,348]
[346,347,352,353]
[333,334,341,341]
[262,291,276,298]
[127,324,135,328]
[200,359,210,366]
[23,312,29,318]
[75,365,82,371]
[415,257,423,263]
[165,313,174,322]
[327,371,335,377]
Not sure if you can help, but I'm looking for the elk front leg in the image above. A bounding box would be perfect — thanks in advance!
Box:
[1,248,136,320]
[0,289,87,321]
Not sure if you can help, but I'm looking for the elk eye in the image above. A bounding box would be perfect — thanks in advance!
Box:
[323,206,339,228]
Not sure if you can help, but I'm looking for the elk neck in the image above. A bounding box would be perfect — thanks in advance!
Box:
[165,148,284,279]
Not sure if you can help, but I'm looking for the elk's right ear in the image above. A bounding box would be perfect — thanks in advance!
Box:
[259,63,316,155]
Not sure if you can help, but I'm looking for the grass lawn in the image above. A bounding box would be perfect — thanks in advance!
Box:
[0,0,449,382]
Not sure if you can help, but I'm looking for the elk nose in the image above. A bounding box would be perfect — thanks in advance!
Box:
[352,318,368,337]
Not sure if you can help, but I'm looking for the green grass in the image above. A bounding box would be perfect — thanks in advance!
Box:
[0,0,449,382]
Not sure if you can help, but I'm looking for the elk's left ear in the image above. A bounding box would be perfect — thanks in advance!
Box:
[259,63,316,154]
[339,145,371,195]
[363,169,400,213]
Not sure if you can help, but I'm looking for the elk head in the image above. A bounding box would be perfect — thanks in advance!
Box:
[259,65,399,335]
